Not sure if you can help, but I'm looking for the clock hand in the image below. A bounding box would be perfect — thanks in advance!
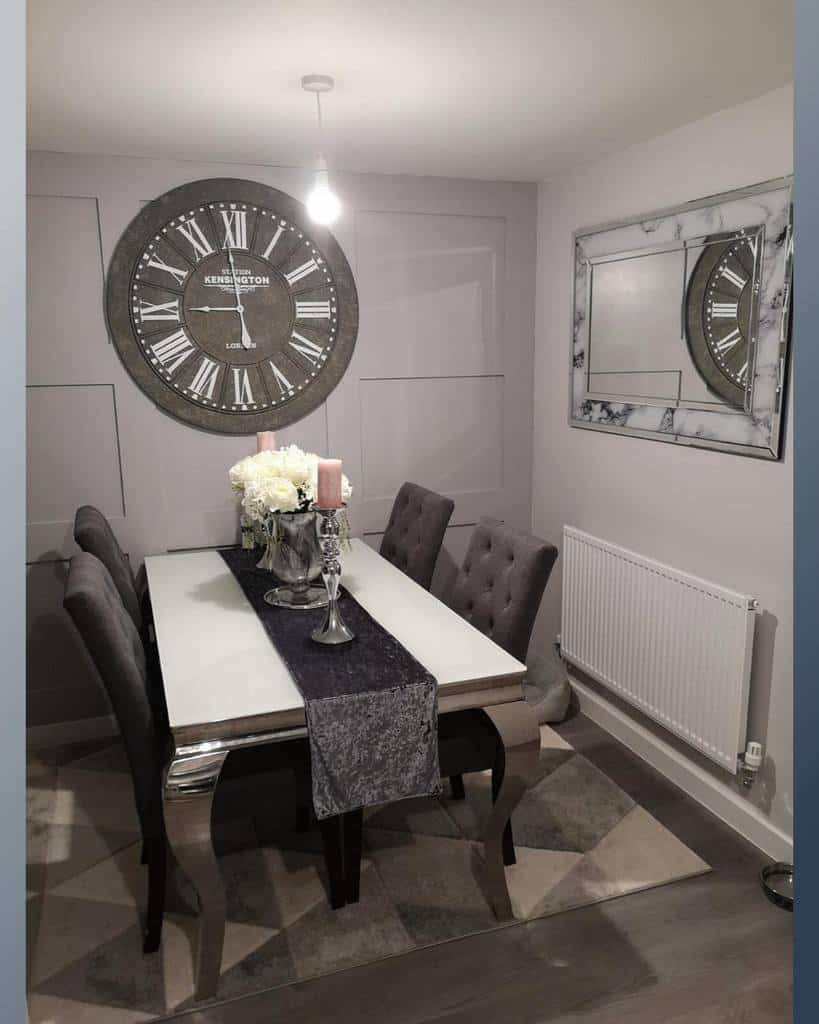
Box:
[188,305,239,312]
[238,309,253,350]
[226,246,254,350]
[226,245,242,304]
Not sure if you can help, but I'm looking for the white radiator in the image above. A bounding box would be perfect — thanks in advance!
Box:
[561,526,756,773]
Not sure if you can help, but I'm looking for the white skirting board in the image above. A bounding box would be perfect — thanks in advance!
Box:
[570,675,793,863]
[27,714,118,752]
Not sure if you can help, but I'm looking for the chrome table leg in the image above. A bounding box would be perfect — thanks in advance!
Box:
[482,701,540,919]
[163,748,228,1001]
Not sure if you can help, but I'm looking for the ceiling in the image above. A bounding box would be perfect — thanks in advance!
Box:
[27,0,792,182]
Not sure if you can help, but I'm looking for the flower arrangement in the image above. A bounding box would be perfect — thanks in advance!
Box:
[229,444,353,543]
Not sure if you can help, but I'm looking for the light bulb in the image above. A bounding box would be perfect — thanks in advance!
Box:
[307,181,341,225]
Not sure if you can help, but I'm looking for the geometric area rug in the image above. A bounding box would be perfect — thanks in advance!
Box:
[26,724,710,1022]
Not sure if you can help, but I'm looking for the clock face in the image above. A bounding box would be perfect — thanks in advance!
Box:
[685,231,758,409]
[106,178,358,433]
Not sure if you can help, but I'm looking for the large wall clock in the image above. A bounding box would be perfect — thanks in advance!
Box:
[106,178,358,434]
[685,231,758,410]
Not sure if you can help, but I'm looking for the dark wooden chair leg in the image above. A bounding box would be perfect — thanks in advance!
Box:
[143,837,166,954]
[295,770,312,832]
[449,774,466,800]
[343,808,364,905]
[501,820,516,867]
[491,760,516,867]
[318,815,346,910]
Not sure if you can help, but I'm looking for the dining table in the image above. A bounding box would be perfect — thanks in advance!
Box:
[146,538,541,1001]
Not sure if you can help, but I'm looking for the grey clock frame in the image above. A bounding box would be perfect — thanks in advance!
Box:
[684,230,760,411]
[569,177,793,460]
[106,177,359,435]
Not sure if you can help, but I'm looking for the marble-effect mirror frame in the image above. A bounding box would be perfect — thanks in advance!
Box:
[570,177,793,459]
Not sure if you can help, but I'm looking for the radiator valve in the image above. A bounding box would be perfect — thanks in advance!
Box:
[737,741,763,788]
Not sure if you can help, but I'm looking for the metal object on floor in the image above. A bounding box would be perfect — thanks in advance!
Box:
[761,862,793,911]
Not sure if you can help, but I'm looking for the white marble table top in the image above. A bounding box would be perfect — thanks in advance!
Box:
[145,540,526,743]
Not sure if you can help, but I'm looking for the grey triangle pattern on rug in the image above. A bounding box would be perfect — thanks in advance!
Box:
[26,726,710,1023]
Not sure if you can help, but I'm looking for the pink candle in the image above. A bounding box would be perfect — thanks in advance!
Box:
[317,458,343,508]
[256,431,277,453]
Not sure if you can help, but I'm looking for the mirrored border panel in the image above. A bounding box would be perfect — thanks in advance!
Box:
[570,178,793,459]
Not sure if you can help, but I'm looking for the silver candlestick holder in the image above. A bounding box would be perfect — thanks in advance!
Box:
[312,507,355,645]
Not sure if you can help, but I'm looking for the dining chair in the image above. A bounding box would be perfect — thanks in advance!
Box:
[379,482,455,590]
[340,518,558,904]
[444,518,558,864]
[73,505,168,728]
[64,552,355,955]
[63,551,168,954]
[73,505,144,631]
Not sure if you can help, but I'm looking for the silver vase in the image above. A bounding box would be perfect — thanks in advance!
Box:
[261,511,328,610]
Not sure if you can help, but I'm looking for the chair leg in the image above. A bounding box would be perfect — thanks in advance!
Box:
[295,771,313,832]
[491,761,517,867]
[449,775,466,800]
[343,808,364,905]
[143,838,167,954]
[318,815,346,910]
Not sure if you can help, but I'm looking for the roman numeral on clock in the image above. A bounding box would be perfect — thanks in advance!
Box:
[269,361,293,396]
[190,356,221,400]
[175,217,214,261]
[232,368,254,406]
[149,329,195,373]
[221,209,248,250]
[295,300,331,320]
[719,266,747,290]
[145,254,189,286]
[285,259,318,287]
[737,361,749,385]
[710,301,738,319]
[714,328,742,354]
[261,223,285,260]
[138,297,180,322]
[289,331,324,365]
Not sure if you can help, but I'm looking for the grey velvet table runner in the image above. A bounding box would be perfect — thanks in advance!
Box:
[219,548,441,819]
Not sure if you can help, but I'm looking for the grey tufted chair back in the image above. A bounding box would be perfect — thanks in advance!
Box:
[379,482,455,590]
[449,519,558,662]
[74,505,142,630]
[63,552,165,844]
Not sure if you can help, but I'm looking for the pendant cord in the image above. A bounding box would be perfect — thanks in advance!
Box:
[315,91,324,161]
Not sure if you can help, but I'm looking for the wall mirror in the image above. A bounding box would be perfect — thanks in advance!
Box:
[570,178,793,458]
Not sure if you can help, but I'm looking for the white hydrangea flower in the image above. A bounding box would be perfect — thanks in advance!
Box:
[279,445,312,487]
[241,475,299,519]
[252,449,286,475]
[263,475,300,512]
[228,455,258,494]
[230,444,353,517]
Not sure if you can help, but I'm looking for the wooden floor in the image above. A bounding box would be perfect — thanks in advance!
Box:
[163,713,793,1024]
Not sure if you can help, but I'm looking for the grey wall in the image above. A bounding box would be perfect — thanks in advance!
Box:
[26,151,537,729]
[531,85,794,840]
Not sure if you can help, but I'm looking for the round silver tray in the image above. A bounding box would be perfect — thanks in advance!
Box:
[263,585,328,610]
[761,862,793,912]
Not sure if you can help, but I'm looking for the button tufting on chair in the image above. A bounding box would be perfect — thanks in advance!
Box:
[449,518,557,662]
[378,482,455,591]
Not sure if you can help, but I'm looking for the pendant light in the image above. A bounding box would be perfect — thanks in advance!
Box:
[301,74,342,225]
